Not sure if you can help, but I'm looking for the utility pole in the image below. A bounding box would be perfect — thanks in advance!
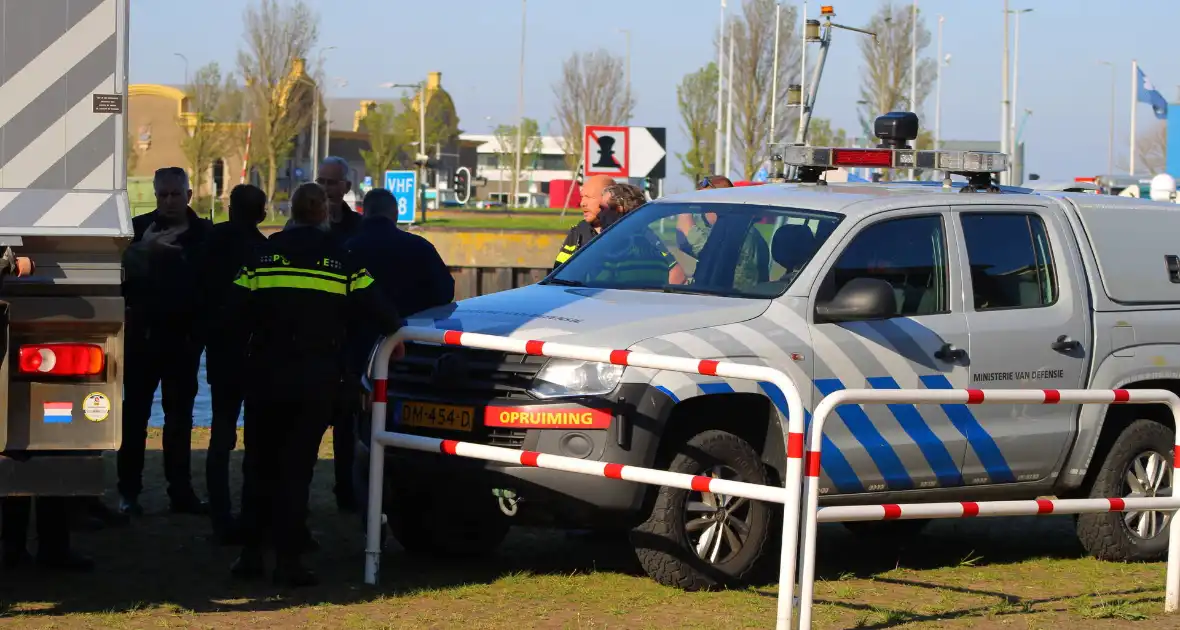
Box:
[1008,9,1031,185]
[714,0,726,176]
[769,2,782,146]
[1000,0,1010,185]
[620,28,632,124]
[935,15,944,150]
[1099,61,1114,177]
[513,0,527,205]
[909,0,917,111]
[724,21,735,178]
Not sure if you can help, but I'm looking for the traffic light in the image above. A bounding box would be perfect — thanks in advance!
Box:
[575,164,584,186]
[642,177,652,192]
[453,166,471,205]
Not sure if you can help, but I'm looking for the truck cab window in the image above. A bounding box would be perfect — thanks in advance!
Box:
[961,213,1057,310]
[822,215,948,316]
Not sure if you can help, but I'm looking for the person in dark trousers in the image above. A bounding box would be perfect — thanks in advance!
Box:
[118,167,213,517]
[0,250,92,571]
[199,184,268,543]
[228,182,403,586]
[317,156,363,510]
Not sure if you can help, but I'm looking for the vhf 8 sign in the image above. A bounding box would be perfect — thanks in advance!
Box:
[583,125,666,179]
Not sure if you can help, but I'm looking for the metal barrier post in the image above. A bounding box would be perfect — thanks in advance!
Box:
[364,326,807,630]
[797,388,1180,627]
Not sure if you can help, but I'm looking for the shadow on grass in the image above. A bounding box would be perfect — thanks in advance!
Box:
[0,449,645,618]
[0,446,1151,622]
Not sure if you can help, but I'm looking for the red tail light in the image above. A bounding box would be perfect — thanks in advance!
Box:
[832,149,894,167]
[19,344,105,376]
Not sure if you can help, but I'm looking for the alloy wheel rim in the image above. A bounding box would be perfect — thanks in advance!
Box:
[683,464,754,564]
[1122,449,1174,540]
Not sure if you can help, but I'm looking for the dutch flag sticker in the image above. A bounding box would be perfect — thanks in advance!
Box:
[43,402,73,424]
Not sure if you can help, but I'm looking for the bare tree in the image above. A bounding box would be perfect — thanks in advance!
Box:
[493,118,542,192]
[180,62,234,213]
[552,50,635,171]
[1136,122,1167,175]
[359,102,410,184]
[856,1,934,134]
[125,126,139,175]
[721,0,801,180]
[237,0,318,208]
[676,62,719,183]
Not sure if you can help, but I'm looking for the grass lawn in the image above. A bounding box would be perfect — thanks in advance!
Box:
[420,215,578,232]
[0,428,1174,628]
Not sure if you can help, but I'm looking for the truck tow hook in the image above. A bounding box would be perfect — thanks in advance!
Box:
[492,488,520,517]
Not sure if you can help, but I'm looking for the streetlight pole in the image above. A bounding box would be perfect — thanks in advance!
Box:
[1099,61,1115,177]
[513,0,527,205]
[619,28,632,124]
[724,20,735,178]
[714,0,726,175]
[769,2,782,146]
[909,0,917,111]
[325,78,347,166]
[174,52,188,86]
[1008,8,1031,185]
[1000,0,1010,185]
[934,15,944,150]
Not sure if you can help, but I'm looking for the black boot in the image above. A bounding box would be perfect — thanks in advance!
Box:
[231,547,266,580]
[273,556,317,588]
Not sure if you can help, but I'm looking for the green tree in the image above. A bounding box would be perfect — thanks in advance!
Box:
[180,62,233,212]
[237,0,318,210]
[493,118,542,194]
[359,102,410,184]
[676,62,719,184]
[807,118,847,148]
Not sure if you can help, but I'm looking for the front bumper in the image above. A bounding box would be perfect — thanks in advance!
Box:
[361,382,676,527]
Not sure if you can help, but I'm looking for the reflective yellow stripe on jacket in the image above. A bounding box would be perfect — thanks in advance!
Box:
[233,266,349,295]
[554,244,577,265]
[350,268,376,292]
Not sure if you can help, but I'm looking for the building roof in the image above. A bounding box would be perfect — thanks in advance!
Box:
[325,97,403,132]
[460,133,567,156]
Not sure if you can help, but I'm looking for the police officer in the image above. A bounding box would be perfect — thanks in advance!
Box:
[553,174,614,270]
[200,184,268,543]
[0,250,92,571]
[229,182,403,586]
[119,167,212,516]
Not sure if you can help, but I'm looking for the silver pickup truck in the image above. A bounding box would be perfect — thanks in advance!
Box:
[359,126,1180,591]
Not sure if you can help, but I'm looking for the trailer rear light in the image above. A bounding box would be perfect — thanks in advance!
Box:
[19,343,105,376]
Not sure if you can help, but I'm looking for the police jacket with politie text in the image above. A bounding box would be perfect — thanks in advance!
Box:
[553,220,598,271]
[227,225,403,391]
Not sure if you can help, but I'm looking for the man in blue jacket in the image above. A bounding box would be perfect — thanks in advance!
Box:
[340,188,453,508]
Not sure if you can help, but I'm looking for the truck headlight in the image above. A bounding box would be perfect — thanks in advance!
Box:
[528,359,625,399]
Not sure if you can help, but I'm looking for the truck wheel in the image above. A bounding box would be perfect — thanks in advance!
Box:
[387,485,511,558]
[843,519,930,544]
[1077,418,1174,562]
[631,429,774,591]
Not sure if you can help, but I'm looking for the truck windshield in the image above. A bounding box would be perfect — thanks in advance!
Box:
[547,202,842,298]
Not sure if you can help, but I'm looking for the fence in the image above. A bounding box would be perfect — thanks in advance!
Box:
[796,387,1180,628]
[365,326,807,630]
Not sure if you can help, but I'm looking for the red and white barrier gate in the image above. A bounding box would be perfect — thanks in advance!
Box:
[797,388,1180,628]
[364,327,807,630]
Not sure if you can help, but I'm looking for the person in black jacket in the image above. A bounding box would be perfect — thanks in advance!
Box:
[318,156,363,242]
[200,184,268,543]
[553,174,614,270]
[228,182,404,587]
[118,167,213,517]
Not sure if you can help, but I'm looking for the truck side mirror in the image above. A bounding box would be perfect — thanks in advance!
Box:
[815,277,898,324]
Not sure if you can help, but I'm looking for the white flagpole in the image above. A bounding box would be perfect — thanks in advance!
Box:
[714,0,726,175]
[725,21,735,178]
[1131,59,1137,175]
[769,2,781,146]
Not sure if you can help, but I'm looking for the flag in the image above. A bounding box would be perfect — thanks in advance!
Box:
[1137,66,1168,120]
[43,402,73,424]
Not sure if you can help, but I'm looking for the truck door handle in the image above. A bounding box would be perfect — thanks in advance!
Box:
[1051,335,1081,353]
[934,343,967,363]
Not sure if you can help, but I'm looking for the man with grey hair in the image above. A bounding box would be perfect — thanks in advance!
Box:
[343,188,453,513]
[119,166,213,517]
[316,156,362,241]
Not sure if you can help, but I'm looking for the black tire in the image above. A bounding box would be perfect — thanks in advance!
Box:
[842,519,930,543]
[387,483,511,558]
[631,429,774,591]
[1077,418,1175,562]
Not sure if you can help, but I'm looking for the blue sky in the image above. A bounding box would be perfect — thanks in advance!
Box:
[131,0,1180,188]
